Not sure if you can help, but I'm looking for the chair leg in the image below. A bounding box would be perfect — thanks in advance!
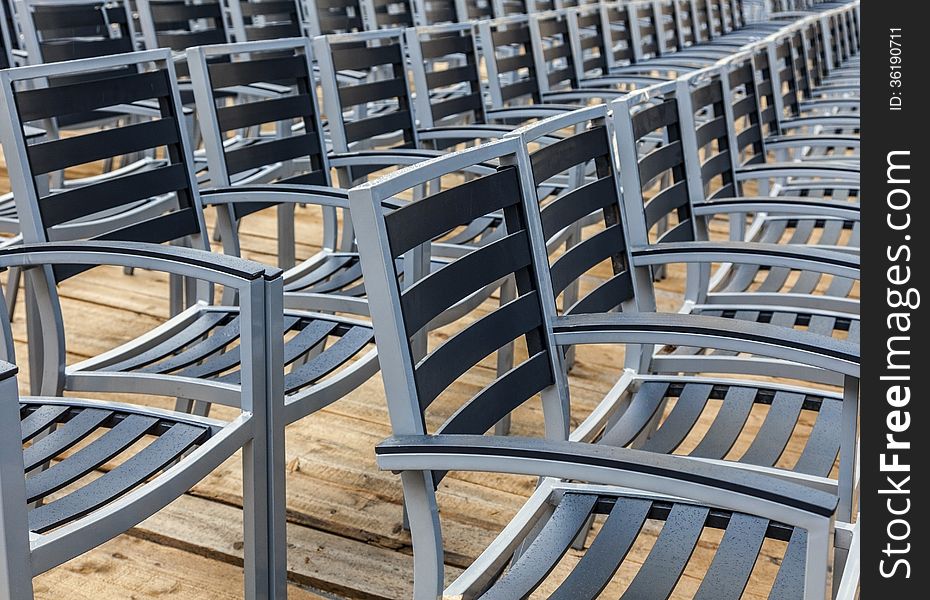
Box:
[0,376,34,600]
[277,203,296,271]
[4,267,20,322]
[400,471,444,600]
[242,434,287,599]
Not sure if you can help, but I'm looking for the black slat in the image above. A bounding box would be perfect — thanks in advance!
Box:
[142,316,243,375]
[567,271,635,314]
[420,33,473,59]
[107,312,229,373]
[632,102,678,141]
[694,115,728,149]
[216,94,315,132]
[426,64,478,89]
[385,168,520,258]
[224,134,321,175]
[204,317,335,382]
[21,405,70,442]
[793,399,842,477]
[539,176,617,241]
[28,118,179,175]
[530,126,610,185]
[40,164,189,229]
[331,43,403,72]
[740,391,806,467]
[644,179,689,229]
[620,503,710,599]
[402,232,531,335]
[693,513,768,600]
[284,325,374,393]
[690,386,756,460]
[415,293,543,404]
[549,497,653,600]
[208,55,307,89]
[768,527,807,600]
[641,383,714,454]
[600,381,668,447]
[28,422,208,533]
[656,219,694,243]
[438,351,552,435]
[549,225,625,295]
[25,414,158,503]
[18,70,170,122]
[23,408,112,471]
[338,77,406,107]
[481,494,598,600]
[430,93,483,121]
[638,141,684,184]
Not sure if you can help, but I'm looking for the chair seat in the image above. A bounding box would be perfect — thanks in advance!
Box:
[21,399,214,534]
[70,305,375,397]
[599,378,842,478]
[475,490,808,599]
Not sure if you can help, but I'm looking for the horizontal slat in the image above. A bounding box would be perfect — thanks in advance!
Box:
[338,77,407,107]
[531,126,610,185]
[631,98,679,139]
[224,134,321,175]
[331,43,403,72]
[343,110,413,144]
[28,119,179,175]
[401,231,532,335]
[385,168,520,257]
[550,225,625,295]
[18,70,170,122]
[539,176,617,241]
[208,55,307,89]
[638,140,684,183]
[216,94,315,131]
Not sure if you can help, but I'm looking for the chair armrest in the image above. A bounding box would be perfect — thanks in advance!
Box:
[328,150,497,176]
[552,312,859,377]
[201,184,350,209]
[485,106,578,123]
[736,162,860,182]
[0,241,276,289]
[780,115,859,130]
[765,134,860,151]
[376,434,839,521]
[693,196,859,220]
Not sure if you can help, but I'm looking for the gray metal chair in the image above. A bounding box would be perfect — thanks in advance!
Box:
[0,241,284,599]
[0,50,377,441]
[348,136,859,599]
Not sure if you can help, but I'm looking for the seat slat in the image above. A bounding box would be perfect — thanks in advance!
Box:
[641,383,714,454]
[793,399,842,477]
[25,414,158,504]
[693,513,768,600]
[23,408,112,471]
[284,325,374,393]
[689,386,756,459]
[481,494,598,600]
[620,503,710,600]
[21,405,70,442]
[600,381,669,447]
[107,312,229,373]
[739,391,806,467]
[767,527,807,600]
[28,422,208,533]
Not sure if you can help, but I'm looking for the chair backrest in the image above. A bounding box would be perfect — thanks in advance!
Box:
[0,50,208,259]
[527,11,579,96]
[494,0,527,17]
[137,0,229,53]
[478,16,543,109]
[406,23,485,129]
[304,0,365,35]
[767,34,804,123]
[188,39,331,197]
[674,0,697,46]
[612,80,698,249]
[691,0,710,42]
[720,52,766,168]
[630,0,660,59]
[750,41,781,140]
[566,4,610,81]
[18,0,136,65]
[509,105,640,317]
[599,1,637,70]
[655,0,681,53]
[314,28,418,154]
[360,0,414,30]
[349,137,570,442]
[226,0,304,41]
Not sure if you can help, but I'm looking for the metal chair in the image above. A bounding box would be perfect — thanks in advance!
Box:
[0,240,285,599]
[348,136,859,599]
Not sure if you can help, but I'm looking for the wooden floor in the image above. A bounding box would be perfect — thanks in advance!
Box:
[0,158,849,598]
